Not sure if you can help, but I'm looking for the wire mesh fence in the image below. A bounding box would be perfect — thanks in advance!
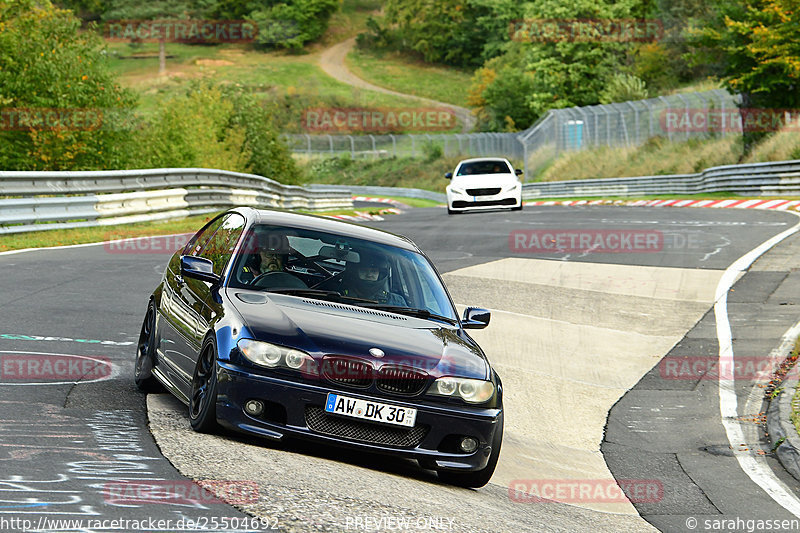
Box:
[283,89,743,178]
[282,132,523,161]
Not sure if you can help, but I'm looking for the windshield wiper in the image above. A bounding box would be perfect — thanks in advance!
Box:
[265,288,376,305]
[362,304,457,324]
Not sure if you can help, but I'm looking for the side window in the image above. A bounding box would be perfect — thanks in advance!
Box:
[185,215,228,257]
[198,214,246,275]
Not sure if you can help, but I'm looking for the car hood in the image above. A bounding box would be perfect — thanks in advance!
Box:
[449,174,519,189]
[228,290,489,380]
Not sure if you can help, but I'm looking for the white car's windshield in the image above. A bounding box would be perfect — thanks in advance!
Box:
[456,160,511,176]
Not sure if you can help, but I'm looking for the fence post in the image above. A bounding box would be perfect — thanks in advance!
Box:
[676,94,690,141]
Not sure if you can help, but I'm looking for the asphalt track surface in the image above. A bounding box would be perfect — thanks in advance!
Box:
[1,205,799,532]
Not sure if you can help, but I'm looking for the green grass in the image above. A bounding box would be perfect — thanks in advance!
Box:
[533,136,743,181]
[318,0,384,47]
[0,205,409,253]
[0,213,220,252]
[346,48,474,108]
[298,155,463,192]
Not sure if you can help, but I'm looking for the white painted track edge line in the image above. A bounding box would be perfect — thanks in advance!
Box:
[716,211,800,516]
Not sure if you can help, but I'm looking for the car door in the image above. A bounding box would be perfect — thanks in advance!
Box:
[159,215,229,390]
[192,213,246,366]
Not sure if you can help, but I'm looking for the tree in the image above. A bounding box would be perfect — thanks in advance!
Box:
[469,0,640,130]
[102,0,207,75]
[0,0,138,170]
[361,0,521,68]
[691,0,800,151]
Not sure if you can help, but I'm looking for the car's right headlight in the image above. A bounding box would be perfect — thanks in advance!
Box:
[449,187,464,195]
[429,377,494,403]
[238,339,312,370]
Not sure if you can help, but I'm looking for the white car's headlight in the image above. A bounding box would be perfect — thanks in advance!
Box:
[449,187,464,195]
[430,377,494,403]
[238,339,311,370]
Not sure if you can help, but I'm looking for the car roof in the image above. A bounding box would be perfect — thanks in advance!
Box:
[456,157,513,165]
[230,207,420,252]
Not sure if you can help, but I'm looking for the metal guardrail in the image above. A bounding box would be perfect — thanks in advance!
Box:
[0,168,353,234]
[522,160,800,199]
[307,184,446,203]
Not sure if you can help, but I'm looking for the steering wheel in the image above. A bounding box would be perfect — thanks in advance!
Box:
[251,271,308,289]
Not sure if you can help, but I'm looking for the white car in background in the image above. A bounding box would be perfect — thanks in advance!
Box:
[445,157,523,214]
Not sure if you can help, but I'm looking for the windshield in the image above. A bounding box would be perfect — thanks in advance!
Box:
[456,160,511,176]
[228,224,457,322]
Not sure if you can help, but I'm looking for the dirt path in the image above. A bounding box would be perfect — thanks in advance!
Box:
[318,38,476,133]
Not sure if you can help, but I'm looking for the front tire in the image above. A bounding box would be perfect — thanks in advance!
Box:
[189,338,219,433]
[134,303,163,392]
[437,412,503,488]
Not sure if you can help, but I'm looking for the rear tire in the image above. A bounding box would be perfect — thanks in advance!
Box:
[437,412,503,488]
[189,338,219,433]
[134,303,163,392]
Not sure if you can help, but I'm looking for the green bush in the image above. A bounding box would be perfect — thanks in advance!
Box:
[0,0,138,170]
[134,83,299,180]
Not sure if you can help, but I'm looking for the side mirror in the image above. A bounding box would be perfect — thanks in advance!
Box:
[462,307,490,329]
[445,172,453,179]
[514,168,523,176]
[181,255,220,285]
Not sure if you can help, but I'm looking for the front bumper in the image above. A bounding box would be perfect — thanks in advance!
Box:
[446,190,522,211]
[215,361,502,471]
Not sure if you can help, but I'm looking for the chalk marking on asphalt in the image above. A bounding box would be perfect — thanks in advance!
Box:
[715,211,800,516]
[0,351,119,386]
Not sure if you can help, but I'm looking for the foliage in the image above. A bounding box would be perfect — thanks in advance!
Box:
[690,0,800,152]
[468,0,639,131]
[137,83,298,180]
[250,0,341,50]
[225,91,300,183]
[359,0,522,68]
[137,84,249,170]
[600,73,649,104]
[0,0,138,170]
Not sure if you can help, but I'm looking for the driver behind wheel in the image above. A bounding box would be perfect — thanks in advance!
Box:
[340,249,407,305]
[240,231,292,284]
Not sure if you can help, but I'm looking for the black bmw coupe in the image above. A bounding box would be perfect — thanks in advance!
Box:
[135,207,503,487]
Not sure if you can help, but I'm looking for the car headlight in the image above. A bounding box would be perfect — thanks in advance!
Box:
[238,339,311,370]
[429,377,494,403]
[449,187,464,195]
[507,184,518,191]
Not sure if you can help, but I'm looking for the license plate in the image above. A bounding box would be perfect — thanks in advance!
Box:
[324,393,417,428]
